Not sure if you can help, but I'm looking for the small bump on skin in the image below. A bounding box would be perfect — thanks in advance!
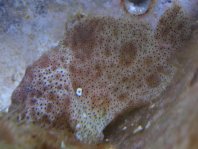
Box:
[119,42,137,67]
[76,88,83,97]
[146,72,161,88]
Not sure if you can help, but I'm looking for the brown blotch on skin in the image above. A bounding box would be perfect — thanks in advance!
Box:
[47,93,57,101]
[30,109,37,120]
[119,42,137,67]
[46,103,52,113]
[104,47,112,57]
[69,65,83,76]
[50,113,71,130]
[121,77,128,83]
[91,95,110,111]
[40,115,51,126]
[29,89,43,99]
[66,18,104,61]
[118,93,128,102]
[23,67,34,84]
[63,96,70,107]
[155,5,190,46]
[144,56,153,67]
[122,75,137,84]
[55,74,61,80]
[157,65,170,75]
[146,72,161,88]
[64,84,69,91]
[56,84,63,90]
[69,65,76,74]
[60,55,66,63]
[29,98,37,106]
[34,54,51,68]
[94,64,103,78]
[37,97,71,130]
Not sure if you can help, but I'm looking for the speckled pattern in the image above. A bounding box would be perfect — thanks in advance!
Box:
[9,3,192,143]
[0,0,120,112]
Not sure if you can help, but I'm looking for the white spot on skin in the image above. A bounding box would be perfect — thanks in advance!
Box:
[76,88,82,96]
[76,123,81,129]
[105,138,109,142]
[60,141,66,149]
[133,125,143,134]
[149,103,155,109]
[82,113,87,118]
[122,126,127,131]
[75,132,82,141]
[145,121,151,129]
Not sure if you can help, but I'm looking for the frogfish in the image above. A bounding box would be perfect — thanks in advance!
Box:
[9,0,195,144]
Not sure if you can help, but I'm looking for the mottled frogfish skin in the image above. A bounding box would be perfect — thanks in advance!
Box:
[9,3,193,143]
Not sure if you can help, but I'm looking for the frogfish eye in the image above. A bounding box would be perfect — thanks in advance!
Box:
[122,0,152,15]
